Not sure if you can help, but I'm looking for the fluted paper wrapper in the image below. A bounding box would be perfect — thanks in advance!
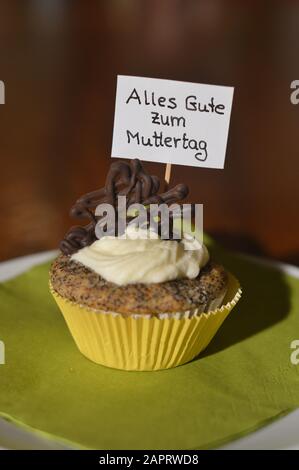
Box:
[49,273,241,371]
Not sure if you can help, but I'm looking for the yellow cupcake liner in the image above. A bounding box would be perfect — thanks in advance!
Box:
[49,273,241,371]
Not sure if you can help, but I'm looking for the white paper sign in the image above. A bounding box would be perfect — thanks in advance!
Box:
[111,75,234,169]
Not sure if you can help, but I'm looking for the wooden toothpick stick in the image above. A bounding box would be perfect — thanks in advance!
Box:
[164,163,172,189]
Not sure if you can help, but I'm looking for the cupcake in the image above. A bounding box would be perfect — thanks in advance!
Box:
[49,159,241,371]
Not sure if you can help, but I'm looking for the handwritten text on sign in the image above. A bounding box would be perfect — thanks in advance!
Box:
[111,76,234,168]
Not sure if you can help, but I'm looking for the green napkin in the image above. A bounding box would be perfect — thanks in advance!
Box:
[0,242,299,449]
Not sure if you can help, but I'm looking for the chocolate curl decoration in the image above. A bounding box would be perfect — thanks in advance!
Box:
[60,159,189,255]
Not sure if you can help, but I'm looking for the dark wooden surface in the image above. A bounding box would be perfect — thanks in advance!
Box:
[0,1,298,264]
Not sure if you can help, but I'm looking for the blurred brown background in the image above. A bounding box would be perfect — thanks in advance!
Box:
[0,0,299,264]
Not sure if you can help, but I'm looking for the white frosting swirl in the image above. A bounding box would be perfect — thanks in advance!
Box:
[71,227,209,286]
